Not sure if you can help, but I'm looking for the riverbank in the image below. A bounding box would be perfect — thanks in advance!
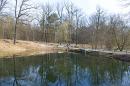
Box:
[0,39,59,57]
[1,39,130,62]
[69,48,130,62]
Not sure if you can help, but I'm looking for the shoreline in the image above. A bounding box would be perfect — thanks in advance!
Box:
[1,39,130,62]
[0,39,60,57]
[69,48,130,62]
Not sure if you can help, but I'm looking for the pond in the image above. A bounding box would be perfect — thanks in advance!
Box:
[0,52,130,86]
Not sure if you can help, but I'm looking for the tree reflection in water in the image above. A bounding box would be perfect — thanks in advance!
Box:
[0,53,130,86]
[13,55,20,86]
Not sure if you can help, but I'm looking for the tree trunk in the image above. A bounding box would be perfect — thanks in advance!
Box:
[13,20,17,45]
[76,28,78,46]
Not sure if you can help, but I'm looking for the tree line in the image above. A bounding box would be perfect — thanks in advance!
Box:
[0,0,130,51]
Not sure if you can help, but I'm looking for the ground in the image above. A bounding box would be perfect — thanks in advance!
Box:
[0,39,58,57]
[1,39,129,60]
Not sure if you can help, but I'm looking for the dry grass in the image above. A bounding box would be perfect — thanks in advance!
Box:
[0,39,56,57]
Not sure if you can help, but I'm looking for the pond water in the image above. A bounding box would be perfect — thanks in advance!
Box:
[0,52,130,86]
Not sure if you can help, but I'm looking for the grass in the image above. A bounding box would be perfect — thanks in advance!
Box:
[0,39,56,57]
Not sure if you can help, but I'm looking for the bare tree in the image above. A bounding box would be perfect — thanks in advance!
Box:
[41,3,53,43]
[75,8,82,45]
[56,3,64,24]
[55,3,64,43]
[0,0,7,15]
[89,7,105,49]
[0,0,8,39]
[109,15,128,51]
[13,0,35,44]
[64,2,76,44]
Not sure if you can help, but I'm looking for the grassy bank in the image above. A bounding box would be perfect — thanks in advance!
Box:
[0,39,57,57]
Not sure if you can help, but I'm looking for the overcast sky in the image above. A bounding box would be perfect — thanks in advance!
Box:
[8,0,129,24]
[30,0,129,16]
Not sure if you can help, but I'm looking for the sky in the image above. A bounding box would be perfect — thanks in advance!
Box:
[8,0,129,24]
[31,0,129,16]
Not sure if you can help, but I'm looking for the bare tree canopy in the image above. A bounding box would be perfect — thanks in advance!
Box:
[13,0,36,44]
[0,0,7,15]
[0,1,129,52]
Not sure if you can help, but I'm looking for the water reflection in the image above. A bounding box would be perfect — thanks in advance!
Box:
[0,53,130,86]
